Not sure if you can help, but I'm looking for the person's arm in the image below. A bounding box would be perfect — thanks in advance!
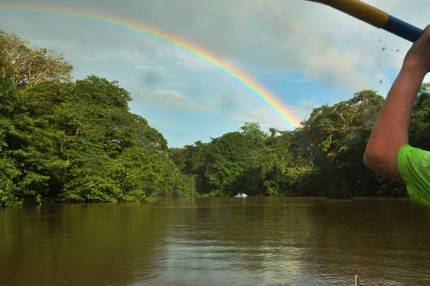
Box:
[363,26,430,181]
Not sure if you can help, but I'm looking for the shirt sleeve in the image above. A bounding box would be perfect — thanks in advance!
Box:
[397,144,430,206]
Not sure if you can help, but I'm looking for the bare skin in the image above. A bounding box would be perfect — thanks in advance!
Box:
[363,26,430,182]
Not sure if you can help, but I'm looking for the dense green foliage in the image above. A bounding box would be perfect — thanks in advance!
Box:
[0,31,187,206]
[2,31,430,206]
[172,88,428,198]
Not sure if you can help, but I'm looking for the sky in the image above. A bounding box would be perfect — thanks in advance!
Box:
[1,0,429,147]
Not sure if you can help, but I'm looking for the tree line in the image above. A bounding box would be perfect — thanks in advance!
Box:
[0,31,188,206]
[1,30,430,206]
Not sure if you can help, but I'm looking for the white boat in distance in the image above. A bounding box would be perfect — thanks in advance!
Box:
[234,193,248,198]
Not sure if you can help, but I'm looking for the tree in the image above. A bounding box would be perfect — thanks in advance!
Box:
[0,36,186,205]
[410,84,430,149]
[0,30,72,88]
[300,90,402,196]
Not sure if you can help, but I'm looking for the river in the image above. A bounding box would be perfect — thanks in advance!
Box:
[1,197,430,285]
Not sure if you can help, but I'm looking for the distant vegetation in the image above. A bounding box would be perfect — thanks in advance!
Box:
[1,30,430,207]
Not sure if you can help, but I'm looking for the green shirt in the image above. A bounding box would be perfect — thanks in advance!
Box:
[397,144,430,206]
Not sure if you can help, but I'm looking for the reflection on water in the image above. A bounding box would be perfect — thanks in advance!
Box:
[1,197,430,285]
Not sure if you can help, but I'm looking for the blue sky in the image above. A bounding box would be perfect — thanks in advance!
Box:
[1,0,429,147]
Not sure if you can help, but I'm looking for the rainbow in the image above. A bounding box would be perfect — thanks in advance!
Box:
[0,3,303,128]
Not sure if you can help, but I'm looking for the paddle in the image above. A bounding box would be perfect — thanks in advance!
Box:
[305,0,423,42]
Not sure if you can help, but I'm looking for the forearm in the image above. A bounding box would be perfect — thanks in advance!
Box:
[364,66,425,181]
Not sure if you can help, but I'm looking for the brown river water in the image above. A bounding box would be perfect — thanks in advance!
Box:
[1,197,430,285]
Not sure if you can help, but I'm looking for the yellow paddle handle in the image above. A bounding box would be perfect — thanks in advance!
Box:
[320,0,389,28]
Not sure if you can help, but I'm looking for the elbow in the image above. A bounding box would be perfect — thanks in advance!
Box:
[362,150,374,170]
[363,151,370,169]
[363,146,385,172]
[363,143,399,179]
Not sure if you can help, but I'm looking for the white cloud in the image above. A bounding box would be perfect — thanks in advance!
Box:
[80,49,149,65]
[231,95,320,131]
[132,89,213,112]
[291,97,318,121]
[10,0,424,92]
[4,0,429,146]
[138,64,168,86]
[232,107,292,131]
[167,48,212,71]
